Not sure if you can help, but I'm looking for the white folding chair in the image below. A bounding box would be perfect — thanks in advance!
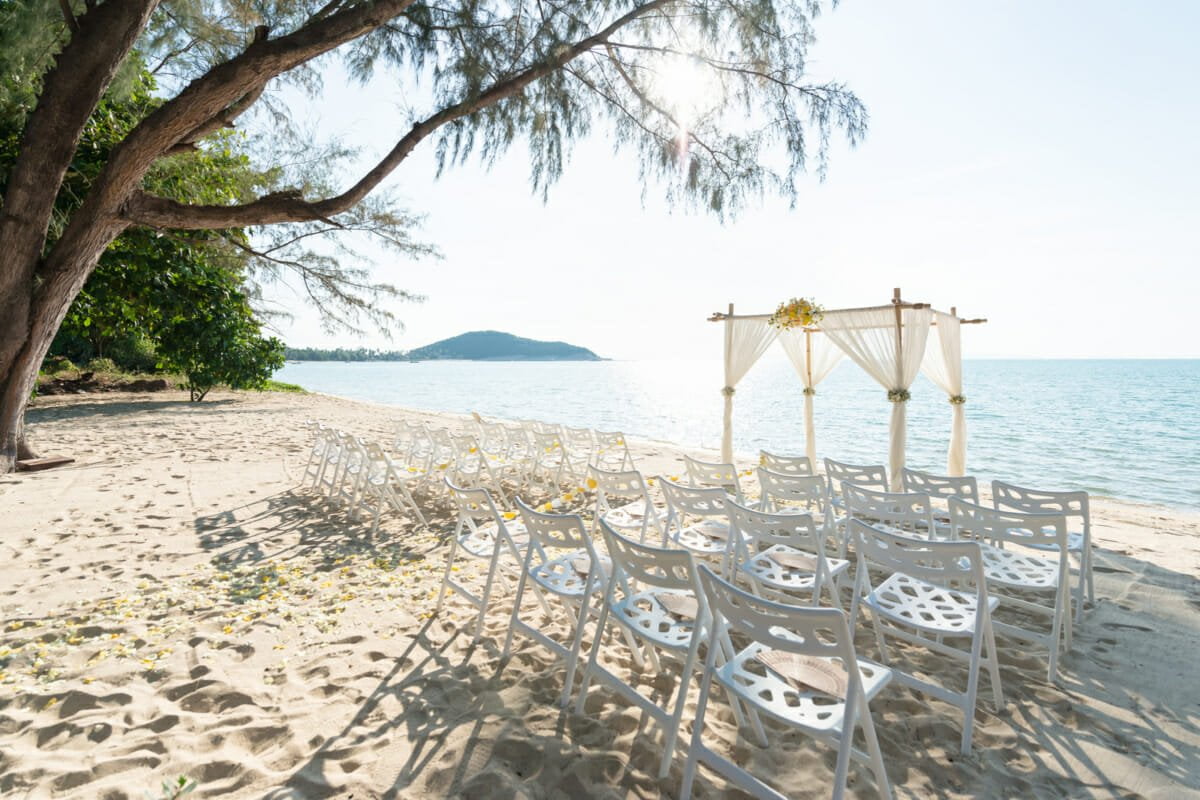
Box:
[759,450,813,476]
[682,564,893,800]
[360,441,428,532]
[561,426,595,482]
[316,429,349,496]
[301,422,331,488]
[992,481,1093,617]
[594,430,635,472]
[843,483,939,541]
[450,433,503,495]
[684,454,745,502]
[529,430,567,489]
[757,468,842,558]
[659,478,738,573]
[574,520,710,778]
[824,458,889,520]
[949,498,1073,680]
[502,499,608,707]
[728,501,848,609]
[901,467,979,533]
[435,479,529,641]
[589,465,667,544]
[849,520,1004,754]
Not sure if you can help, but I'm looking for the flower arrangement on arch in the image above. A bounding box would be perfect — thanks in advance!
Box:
[768,297,824,330]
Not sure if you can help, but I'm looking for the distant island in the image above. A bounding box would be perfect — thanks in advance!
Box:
[287,331,603,362]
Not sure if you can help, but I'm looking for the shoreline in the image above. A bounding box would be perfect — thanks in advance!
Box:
[3,390,1199,798]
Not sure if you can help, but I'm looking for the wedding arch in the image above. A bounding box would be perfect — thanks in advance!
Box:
[708,289,986,489]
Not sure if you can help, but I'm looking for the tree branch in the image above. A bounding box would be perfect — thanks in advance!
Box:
[123,0,675,230]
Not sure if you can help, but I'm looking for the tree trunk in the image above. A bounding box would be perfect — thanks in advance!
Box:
[0,291,47,472]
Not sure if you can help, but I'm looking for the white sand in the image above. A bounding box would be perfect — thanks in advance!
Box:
[1,390,1198,799]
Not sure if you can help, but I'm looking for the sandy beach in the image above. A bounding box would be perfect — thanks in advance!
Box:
[1,390,1198,799]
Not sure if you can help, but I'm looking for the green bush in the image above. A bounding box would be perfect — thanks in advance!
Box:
[108,333,158,373]
[42,356,78,375]
[86,357,119,373]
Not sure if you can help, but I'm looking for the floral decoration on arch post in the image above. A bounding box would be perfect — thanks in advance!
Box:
[768,297,824,330]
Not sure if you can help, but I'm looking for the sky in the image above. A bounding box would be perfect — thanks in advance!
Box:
[261,1,1200,360]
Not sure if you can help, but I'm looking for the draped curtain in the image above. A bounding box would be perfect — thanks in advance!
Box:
[819,307,933,489]
[722,318,778,462]
[778,329,843,467]
[921,311,967,475]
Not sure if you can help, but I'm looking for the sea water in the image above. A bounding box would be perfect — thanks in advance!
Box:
[276,355,1200,510]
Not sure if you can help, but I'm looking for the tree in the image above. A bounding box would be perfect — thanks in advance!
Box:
[0,0,867,471]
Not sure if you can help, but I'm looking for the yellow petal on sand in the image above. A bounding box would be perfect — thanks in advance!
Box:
[43,697,57,710]
[586,478,598,489]
[222,625,234,634]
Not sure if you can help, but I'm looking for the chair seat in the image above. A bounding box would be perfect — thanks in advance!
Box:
[1022,530,1085,554]
[611,589,707,651]
[865,573,998,636]
[459,522,529,559]
[673,519,731,555]
[717,641,891,733]
[979,543,1062,590]
[743,546,849,592]
[532,551,612,597]
[603,500,668,529]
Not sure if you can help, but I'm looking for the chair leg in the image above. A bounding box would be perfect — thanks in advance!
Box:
[574,601,612,714]
[831,691,859,800]
[858,692,894,800]
[658,636,702,779]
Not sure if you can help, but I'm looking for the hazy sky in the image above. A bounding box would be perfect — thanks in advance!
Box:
[263,1,1200,360]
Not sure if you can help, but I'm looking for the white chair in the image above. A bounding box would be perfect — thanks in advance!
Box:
[684,454,745,501]
[391,419,419,461]
[824,458,888,520]
[529,430,567,489]
[682,564,893,800]
[360,441,428,532]
[949,498,1073,681]
[757,468,841,558]
[301,422,331,488]
[901,467,979,533]
[659,478,738,573]
[589,465,667,544]
[561,426,595,482]
[759,450,813,476]
[843,483,938,541]
[594,430,635,472]
[435,479,529,641]
[316,429,349,496]
[574,520,710,779]
[728,501,848,609]
[502,499,608,707]
[849,520,1004,754]
[992,481,1093,617]
[450,434,503,495]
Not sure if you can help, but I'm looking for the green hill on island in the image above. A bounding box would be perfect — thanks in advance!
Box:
[407,331,602,361]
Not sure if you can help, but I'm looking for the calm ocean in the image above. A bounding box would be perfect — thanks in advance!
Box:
[276,356,1200,511]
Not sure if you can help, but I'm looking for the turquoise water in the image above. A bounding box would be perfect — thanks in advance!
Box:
[276,356,1200,510]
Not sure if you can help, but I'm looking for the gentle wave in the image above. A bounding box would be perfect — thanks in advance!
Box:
[276,356,1200,510]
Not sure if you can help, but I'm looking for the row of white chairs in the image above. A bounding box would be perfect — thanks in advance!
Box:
[301,422,427,532]
[431,454,1092,798]
[389,417,636,498]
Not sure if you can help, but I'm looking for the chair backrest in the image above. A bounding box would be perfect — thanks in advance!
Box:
[562,426,595,453]
[475,421,509,456]
[756,468,829,514]
[759,450,813,476]
[594,430,634,470]
[697,564,855,663]
[599,519,702,597]
[843,483,934,534]
[991,481,1089,526]
[902,467,979,505]
[659,477,731,519]
[588,465,649,501]
[451,433,482,461]
[445,477,503,524]
[683,455,742,497]
[726,500,823,558]
[531,430,562,453]
[824,457,889,495]
[515,497,594,556]
[949,497,1070,552]
[363,440,393,481]
[850,519,985,592]
[504,424,530,455]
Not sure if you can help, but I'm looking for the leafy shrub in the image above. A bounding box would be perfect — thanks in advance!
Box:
[85,357,119,373]
[108,333,158,373]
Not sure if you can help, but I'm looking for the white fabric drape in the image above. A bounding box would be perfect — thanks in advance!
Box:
[722,318,778,462]
[820,306,934,489]
[921,311,967,475]
[778,329,843,467]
